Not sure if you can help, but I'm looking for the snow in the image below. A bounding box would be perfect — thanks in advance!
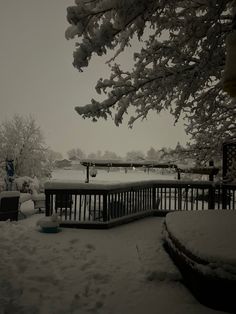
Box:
[37,214,60,229]
[163,210,236,280]
[45,180,156,190]
[0,201,228,313]
[46,169,176,189]
[51,168,175,182]
[19,199,38,218]
[19,193,32,204]
[0,190,20,199]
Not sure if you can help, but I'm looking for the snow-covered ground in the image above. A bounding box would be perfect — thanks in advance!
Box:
[0,201,228,314]
[51,168,175,183]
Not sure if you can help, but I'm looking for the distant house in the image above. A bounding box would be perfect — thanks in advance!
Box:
[54,159,72,169]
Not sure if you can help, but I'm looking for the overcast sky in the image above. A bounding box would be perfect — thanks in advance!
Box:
[0,0,189,158]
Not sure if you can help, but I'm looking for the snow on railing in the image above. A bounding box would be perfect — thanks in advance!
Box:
[44,180,236,228]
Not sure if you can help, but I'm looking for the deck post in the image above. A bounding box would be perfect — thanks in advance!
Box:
[45,191,51,216]
[103,193,108,222]
[209,160,214,181]
[208,184,215,209]
[85,165,89,183]
[152,186,157,209]
[178,188,182,210]
[222,185,228,209]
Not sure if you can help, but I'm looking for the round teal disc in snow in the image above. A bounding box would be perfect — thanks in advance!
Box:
[41,226,60,233]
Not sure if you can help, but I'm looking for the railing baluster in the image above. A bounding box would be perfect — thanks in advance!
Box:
[233,190,235,210]
[168,187,171,210]
[102,193,108,222]
[178,187,182,210]
[202,189,205,210]
[196,188,199,211]
[88,195,91,221]
[174,188,177,210]
[190,187,194,211]
[83,195,87,221]
[93,194,97,221]
[98,194,101,221]
[79,194,82,220]
[74,194,77,220]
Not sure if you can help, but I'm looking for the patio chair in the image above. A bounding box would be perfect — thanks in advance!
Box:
[0,191,20,221]
[55,193,73,212]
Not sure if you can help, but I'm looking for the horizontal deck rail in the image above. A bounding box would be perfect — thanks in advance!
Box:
[44,180,236,228]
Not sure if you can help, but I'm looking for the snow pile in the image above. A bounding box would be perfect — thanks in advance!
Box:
[36,213,60,229]
[0,191,20,199]
[15,176,41,194]
[0,211,222,314]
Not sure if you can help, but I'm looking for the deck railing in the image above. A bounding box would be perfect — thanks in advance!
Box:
[44,180,236,228]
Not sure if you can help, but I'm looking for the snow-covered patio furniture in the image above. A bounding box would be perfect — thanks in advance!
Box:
[55,193,73,212]
[32,193,45,213]
[0,191,20,221]
[19,193,32,204]
[162,210,236,313]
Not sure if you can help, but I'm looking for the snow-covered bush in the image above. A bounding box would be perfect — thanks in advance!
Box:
[15,176,41,194]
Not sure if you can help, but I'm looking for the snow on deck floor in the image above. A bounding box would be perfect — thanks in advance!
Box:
[0,215,227,314]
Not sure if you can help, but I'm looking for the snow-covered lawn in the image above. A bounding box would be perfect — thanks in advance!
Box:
[0,203,228,314]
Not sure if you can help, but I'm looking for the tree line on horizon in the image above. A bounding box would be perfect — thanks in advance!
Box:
[65,143,194,166]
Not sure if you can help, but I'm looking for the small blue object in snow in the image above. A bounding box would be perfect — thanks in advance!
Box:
[41,226,60,233]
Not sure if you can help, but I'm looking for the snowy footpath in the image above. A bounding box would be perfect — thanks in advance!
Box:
[0,214,227,314]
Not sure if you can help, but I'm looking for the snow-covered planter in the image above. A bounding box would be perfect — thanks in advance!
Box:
[162,210,236,312]
[36,214,61,233]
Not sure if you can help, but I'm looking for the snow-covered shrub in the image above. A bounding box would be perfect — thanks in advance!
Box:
[15,176,41,194]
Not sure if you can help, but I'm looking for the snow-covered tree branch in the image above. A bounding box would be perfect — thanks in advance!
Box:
[66,0,236,162]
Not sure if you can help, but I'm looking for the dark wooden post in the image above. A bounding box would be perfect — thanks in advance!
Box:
[177,171,181,180]
[85,165,89,183]
[45,191,51,216]
[102,193,108,222]
[208,184,215,209]
[209,160,214,181]
[178,187,182,210]
[176,167,181,180]
[152,186,156,209]
[222,185,228,209]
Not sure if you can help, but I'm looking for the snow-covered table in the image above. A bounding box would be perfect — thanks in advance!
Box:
[162,210,236,313]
